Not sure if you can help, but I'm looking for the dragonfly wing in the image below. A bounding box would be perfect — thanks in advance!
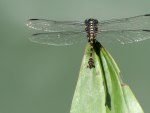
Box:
[29,31,86,46]
[99,14,150,31]
[26,19,85,32]
[96,30,150,44]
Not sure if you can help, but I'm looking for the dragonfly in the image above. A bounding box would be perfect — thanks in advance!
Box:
[26,14,150,68]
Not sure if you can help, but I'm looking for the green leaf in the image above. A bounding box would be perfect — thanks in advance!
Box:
[70,41,144,113]
[122,85,144,113]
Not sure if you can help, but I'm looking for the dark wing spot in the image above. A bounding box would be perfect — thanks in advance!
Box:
[29,19,39,20]
[32,33,40,36]
[143,30,150,32]
[144,14,150,16]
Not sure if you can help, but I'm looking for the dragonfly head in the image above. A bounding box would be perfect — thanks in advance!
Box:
[84,18,98,26]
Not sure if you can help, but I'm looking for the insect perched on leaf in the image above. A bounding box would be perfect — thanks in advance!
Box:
[26,14,150,68]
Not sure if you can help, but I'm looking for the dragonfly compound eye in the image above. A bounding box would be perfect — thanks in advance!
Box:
[93,19,98,25]
[84,19,89,26]
[84,18,95,25]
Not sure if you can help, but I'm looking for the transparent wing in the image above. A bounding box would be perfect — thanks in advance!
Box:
[29,31,86,46]
[26,19,85,32]
[97,30,150,44]
[99,14,150,31]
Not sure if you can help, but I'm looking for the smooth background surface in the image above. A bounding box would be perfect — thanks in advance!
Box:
[0,0,150,113]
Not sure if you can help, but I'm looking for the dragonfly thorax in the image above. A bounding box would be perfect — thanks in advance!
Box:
[85,19,98,39]
[85,18,98,43]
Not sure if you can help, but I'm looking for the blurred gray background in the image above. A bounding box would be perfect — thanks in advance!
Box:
[0,0,150,113]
